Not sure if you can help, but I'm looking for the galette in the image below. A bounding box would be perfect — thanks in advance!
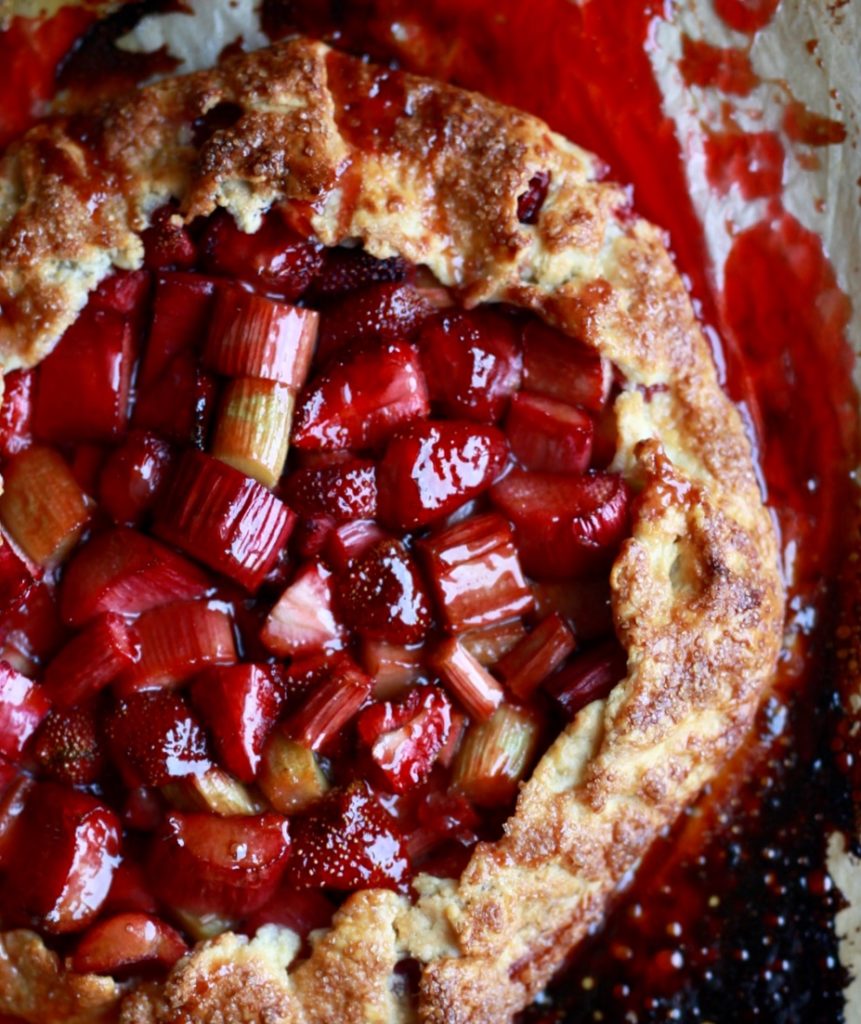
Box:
[0,36,783,1024]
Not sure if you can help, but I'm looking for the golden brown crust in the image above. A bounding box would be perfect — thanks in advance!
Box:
[0,38,784,1024]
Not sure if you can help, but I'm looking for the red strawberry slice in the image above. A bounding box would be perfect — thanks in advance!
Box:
[545,639,627,718]
[241,885,334,937]
[335,538,432,644]
[417,309,522,422]
[521,320,611,412]
[292,339,429,451]
[98,430,175,527]
[378,422,509,530]
[148,811,292,917]
[71,912,188,975]
[60,528,211,627]
[139,272,221,387]
[43,613,138,708]
[33,705,105,785]
[1,782,121,934]
[0,660,50,760]
[103,860,159,915]
[326,519,390,572]
[190,664,285,783]
[285,781,409,892]
[356,686,453,793]
[309,248,409,299]
[106,690,213,787]
[90,269,151,317]
[133,351,217,447]
[491,470,630,579]
[505,392,594,474]
[154,450,295,591]
[284,459,378,521]
[202,209,323,299]
[419,512,534,632]
[141,205,197,270]
[0,369,34,458]
[0,582,65,673]
[291,514,338,560]
[33,307,133,443]
[285,656,372,752]
[495,613,576,699]
[261,561,343,657]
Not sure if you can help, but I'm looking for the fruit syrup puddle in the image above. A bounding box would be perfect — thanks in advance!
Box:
[0,0,859,1019]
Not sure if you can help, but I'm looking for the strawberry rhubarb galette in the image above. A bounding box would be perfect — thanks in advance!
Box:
[0,38,782,1024]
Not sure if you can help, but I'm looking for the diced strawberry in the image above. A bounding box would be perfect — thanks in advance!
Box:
[0,582,66,673]
[356,686,453,793]
[408,790,479,863]
[377,422,509,530]
[590,402,619,469]
[60,528,211,627]
[190,664,285,782]
[291,514,337,560]
[285,657,372,752]
[0,369,35,458]
[521,319,611,412]
[452,705,541,806]
[316,282,442,360]
[33,308,133,443]
[141,205,197,270]
[203,287,319,387]
[359,638,426,699]
[516,170,551,224]
[495,613,576,699]
[459,619,527,667]
[417,309,522,422]
[241,885,334,937]
[98,431,175,526]
[121,787,165,833]
[284,459,378,521]
[71,912,188,975]
[326,519,389,572]
[132,351,217,446]
[90,269,151,316]
[0,536,35,615]
[531,576,615,642]
[277,652,342,707]
[309,247,408,299]
[33,705,105,785]
[103,860,159,914]
[154,451,295,591]
[491,470,631,579]
[430,639,506,722]
[505,392,594,473]
[139,272,221,387]
[545,638,627,718]
[1,782,121,933]
[0,775,33,868]
[419,513,534,632]
[285,781,409,892]
[202,209,323,299]
[335,538,432,644]
[148,811,292,917]
[42,613,138,708]
[115,601,236,694]
[0,661,50,760]
[106,690,213,787]
[261,561,342,657]
[292,339,429,451]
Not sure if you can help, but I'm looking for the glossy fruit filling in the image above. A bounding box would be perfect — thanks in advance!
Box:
[0,204,632,976]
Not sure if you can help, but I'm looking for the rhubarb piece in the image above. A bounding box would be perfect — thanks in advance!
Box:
[211,378,294,487]
[336,539,432,645]
[430,638,505,722]
[60,528,210,627]
[292,339,430,451]
[0,582,65,673]
[495,613,576,699]
[417,309,522,422]
[459,619,527,667]
[98,431,174,526]
[258,731,329,813]
[33,308,133,442]
[242,885,334,937]
[356,686,453,793]
[378,422,509,530]
[530,576,614,642]
[90,269,151,317]
[452,705,541,806]
[140,272,221,387]
[149,811,292,917]
[203,288,319,387]
[285,781,409,892]
[1,782,121,933]
[202,209,323,299]
[154,450,295,591]
[491,470,631,579]
[106,691,213,787]
[33,705,105,785]
[71,912,188,975]
[285,459,378,522]
[419,513,534,632]
[0,535,33,615]
[545,639,627,718]
[141,205,197,269]
[0,369,34,457]
[261,561,342,656]
[285,656,372,752]
[69,443,107,494]
[0,660,50,760]
[310,248,408,298]
[360,639,426,699]
[0,446,91,566]
[190,664,283,782]
[0,776,33,867]
[172,908,237,941]
[43,612,138,708]
[326,519,389,571]
[505,392,594,473]
[133,351,217,446]
[521,319,611,412]
[116,601,235,693]
[516,171,551,224]
[162,766,264,816]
